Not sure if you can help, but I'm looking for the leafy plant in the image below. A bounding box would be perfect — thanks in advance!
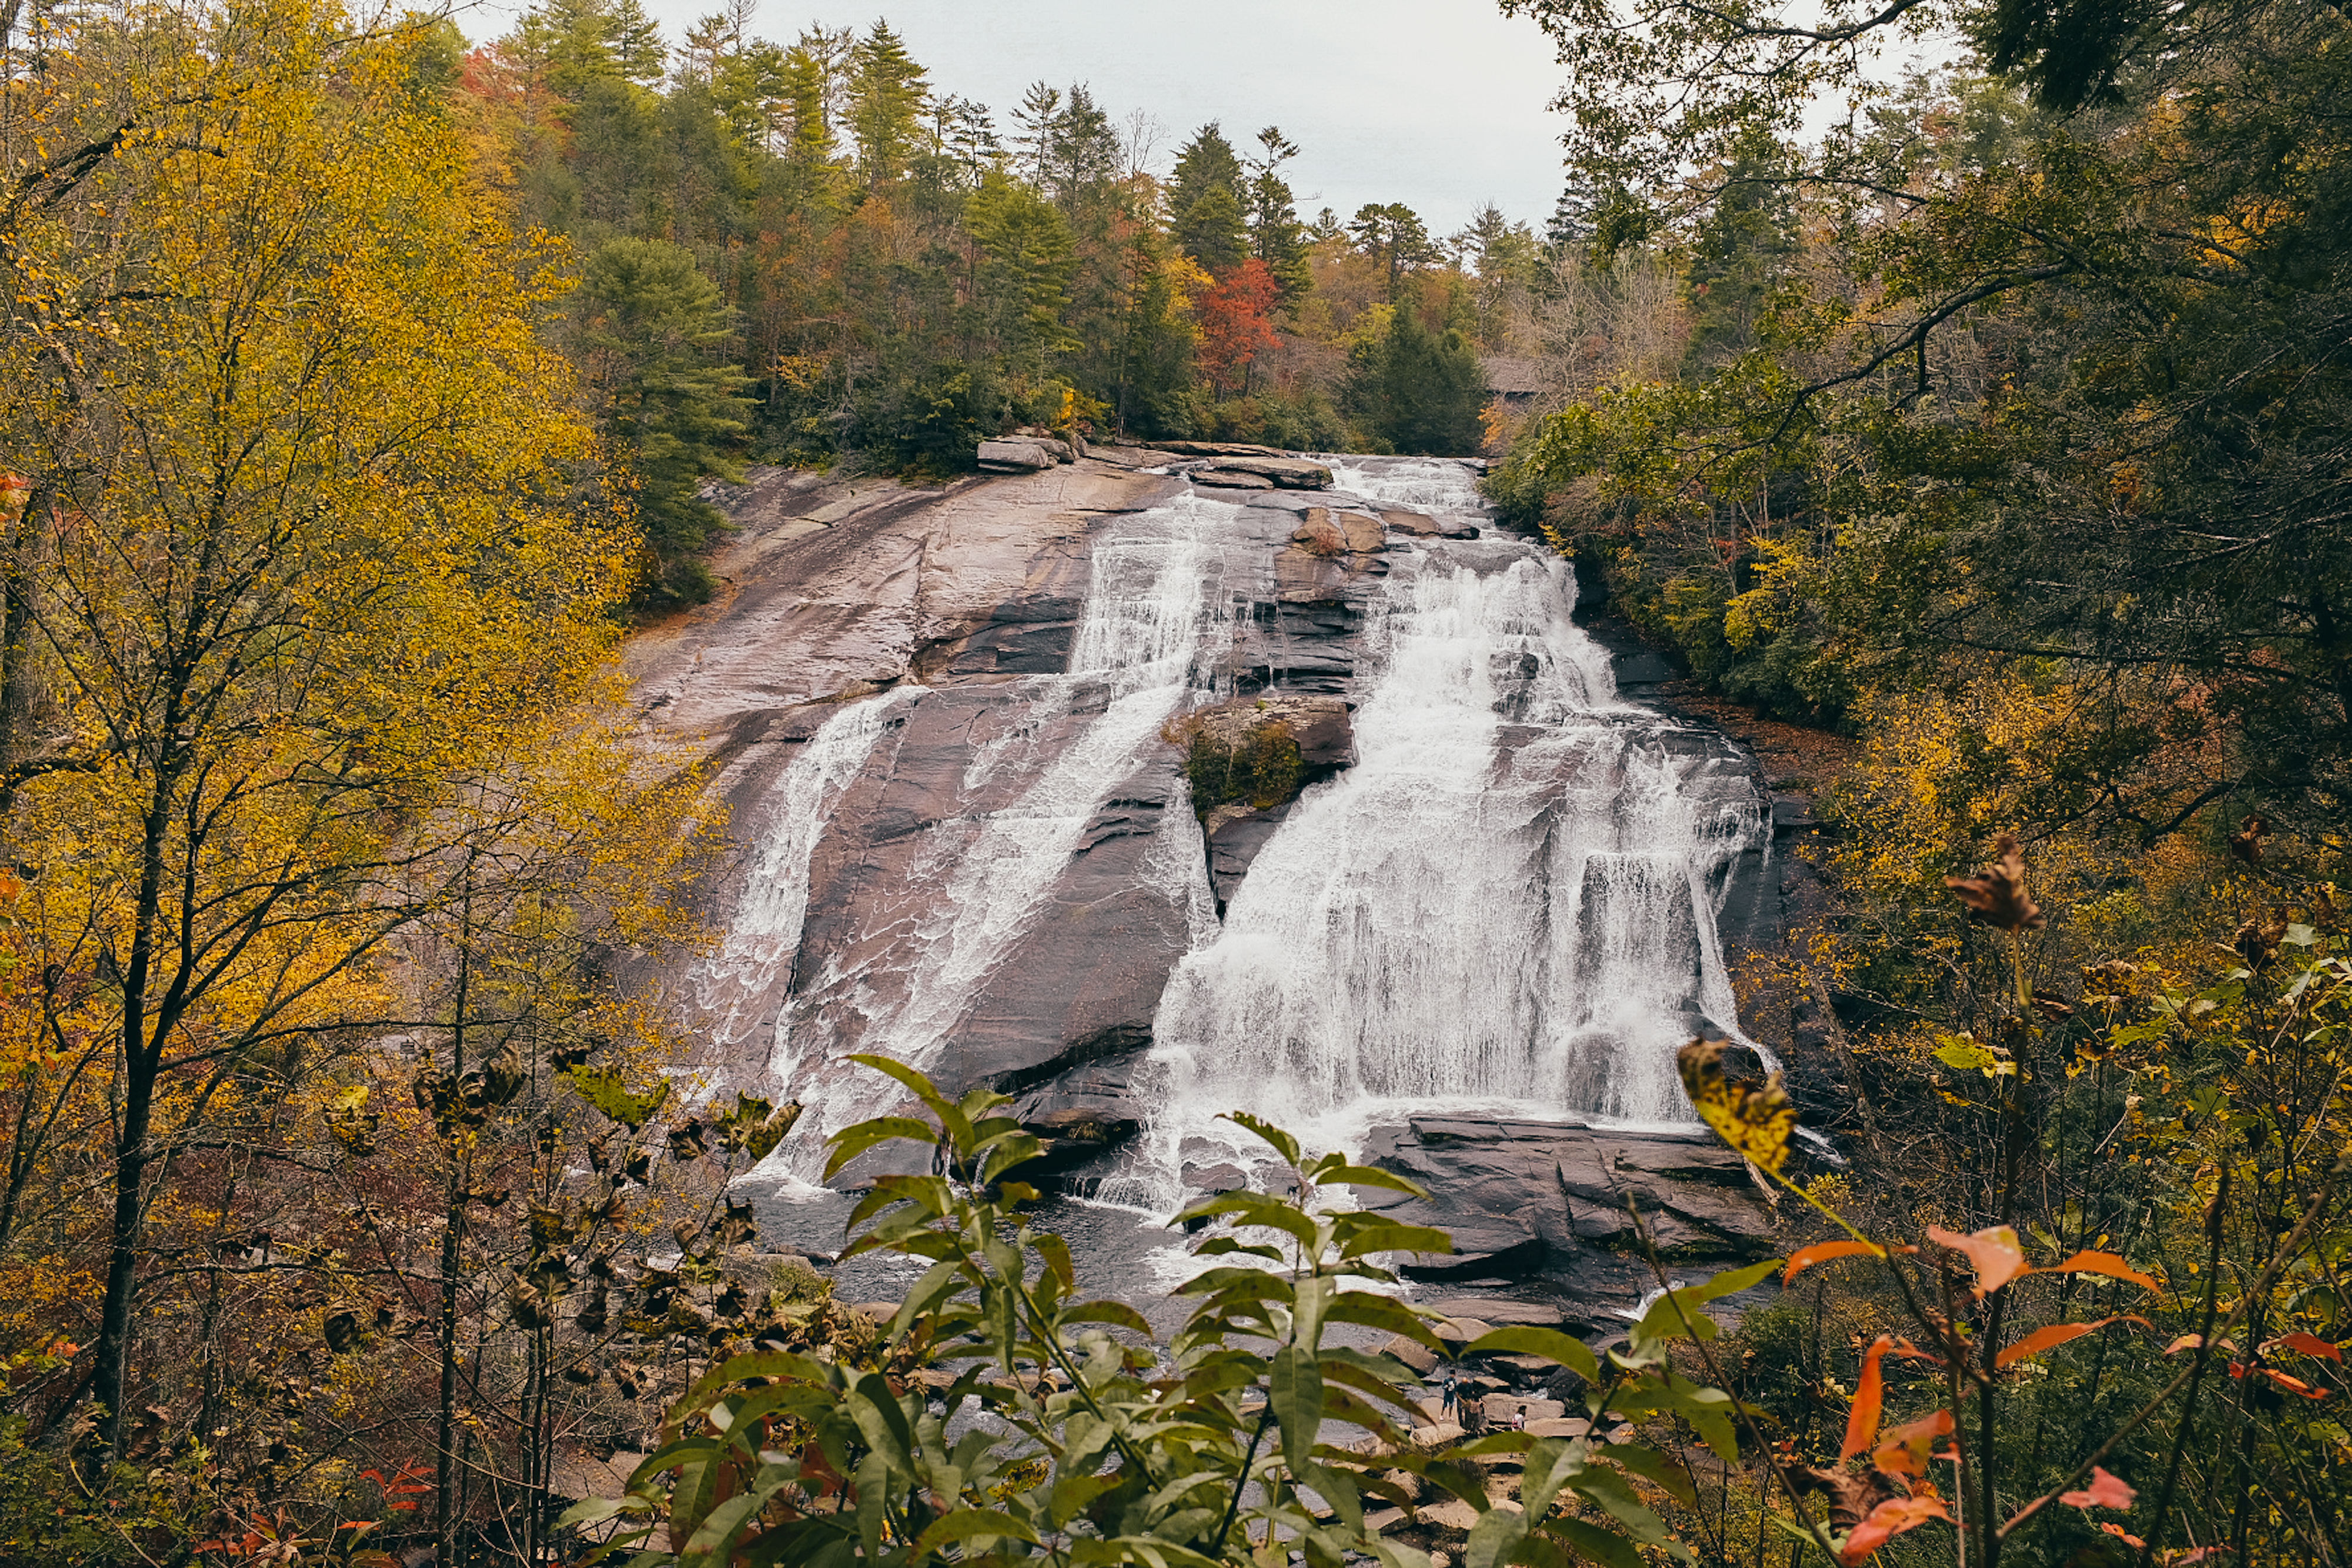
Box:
[564,1057,1765,1568]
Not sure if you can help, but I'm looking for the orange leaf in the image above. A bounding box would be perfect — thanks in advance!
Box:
[2100,1522,2150,1548]
[2039,1249,2159,1292]
[1842,1335,1893,1460]
[1785,1239,1889,1284]
[1870,1407,1955,1477]
[2260,1368,2330,1399]
[1996,1315,2150,1370]
[2060,1466,2136,1510]
[1839,1494,1952,1564]
[1927,1224,2029,1296]
[2268,1332,2343,1363]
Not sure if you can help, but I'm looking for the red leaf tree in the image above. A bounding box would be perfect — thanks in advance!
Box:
[1194,258,1280,396]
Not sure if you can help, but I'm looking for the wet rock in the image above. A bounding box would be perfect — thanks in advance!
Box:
[1361,1116,1776,1290]
[1196,469,1275,490]
[1381,509,1480,540]
[1155,440,1285,458]
[1201,455,1332,489]
[1292,512,1346,557]
[1339,511,1386,553]
[1275,544,1354,601]
[1206,804,1290,911]
[1192,693,1354,768]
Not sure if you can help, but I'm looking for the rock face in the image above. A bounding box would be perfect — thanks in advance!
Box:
[978,438,1071,472]
[1359,1116,1778,1299]
[1197,454,1332,489]
[645,454,1788,1319]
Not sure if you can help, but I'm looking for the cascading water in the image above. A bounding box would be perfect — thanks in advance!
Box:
[690,452,1765,1225]
[743,492,1247,1178]
[1118,457,1765,1205]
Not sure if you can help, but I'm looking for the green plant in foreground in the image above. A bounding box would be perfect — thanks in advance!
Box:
[563,1054,1760,1567]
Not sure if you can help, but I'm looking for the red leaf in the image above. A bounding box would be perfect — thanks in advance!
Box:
[2260,1368,2330,1399]
[2039,1249,2159,1293]
[1842,1335,1893,1460]
[1927,1224,2029,1296]
[1870,1408,1955,1477]
[1785,1240,1886,1284]
[1839,1494,1952,1563]
[2060,1466,2137,1510]
[1996,1315,2150,1370]
[2267,1332,2344,1363]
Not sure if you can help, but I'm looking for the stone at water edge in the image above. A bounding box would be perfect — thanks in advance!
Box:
[1189,692,1355,770]
[1292,510,1346,557]
[1195,468,1275,490]
[1380,1333,1440,1375]
[1197,454,1333,489]
[1339,511,1385,553]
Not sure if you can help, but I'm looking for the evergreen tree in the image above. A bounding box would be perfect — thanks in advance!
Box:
[1347,201,1437,298]
[1245,125,1309,306]
[1011,82,1062,186]
[846,21,926,187]
[1347,307,1485,454]
[1169,122,1247,272]
[578,238,752,602]
[1681,127,1796,369]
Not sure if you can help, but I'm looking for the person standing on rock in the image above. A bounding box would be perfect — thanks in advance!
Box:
[1440,1369,1458,1421]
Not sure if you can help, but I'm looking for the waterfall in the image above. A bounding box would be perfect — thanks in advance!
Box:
[753,493,1249,1176]
[1125,457,1764,1202]
[684,688,916,1052]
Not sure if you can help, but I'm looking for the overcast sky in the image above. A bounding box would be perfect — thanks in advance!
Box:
[456,0,1579,237]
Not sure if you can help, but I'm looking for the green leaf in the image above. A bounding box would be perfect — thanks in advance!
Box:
[824,1116,942,1181]
[1547,1516,1647,1568]
[1462,1498,1529,1568]
[1600,1442,1696,1506]
[1220,1111,1302,1166]
[1269,1344,1325,1471]
[910,1508,1040,1557]
[1311,1162,1428,1196]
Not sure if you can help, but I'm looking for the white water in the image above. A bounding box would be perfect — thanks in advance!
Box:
[701,456,1764,1205]
[685,688,916,1052]
[754,493,1250,1179]
[1120,457,1764,1206]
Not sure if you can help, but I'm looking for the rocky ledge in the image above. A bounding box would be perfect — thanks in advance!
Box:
[1358,1115,1778,1300]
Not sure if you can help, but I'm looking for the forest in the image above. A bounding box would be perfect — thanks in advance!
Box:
[0,0,2348,1563]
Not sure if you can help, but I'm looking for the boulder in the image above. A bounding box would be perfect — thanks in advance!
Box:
[1195,468,1275,490]
[1275,543,1352,602]
[1190,693,1355,769]
[1359,1116,1778,1293]
[1155,440,1285,458]
[1200,455,1332,489]
[1381,1333,1441,1375]
[1381,509,1480,540]
[977,438,1066,473]
[1339,511,1386,553]
[1292,511,1346,557]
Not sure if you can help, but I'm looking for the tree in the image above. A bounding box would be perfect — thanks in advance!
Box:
[1347,201,1438,298]
[1245,125,1310,306]
[1195,257,1281,396]
[1348,307,1485,454]
[844,21,927,188]
[577,238,753,604]
[0,0,652,1460]
[1169,122,1248,273]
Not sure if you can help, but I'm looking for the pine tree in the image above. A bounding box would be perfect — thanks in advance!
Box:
[578,238,752,601]
[1245,125,1309,307]
[1011,81,1062,186]
[1347,307,1485,454]
[1347,201,1437,298]
[845,21,926,186]
[1169,122,1247,273]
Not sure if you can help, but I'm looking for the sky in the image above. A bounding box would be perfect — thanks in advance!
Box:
[456,0,1580,238]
